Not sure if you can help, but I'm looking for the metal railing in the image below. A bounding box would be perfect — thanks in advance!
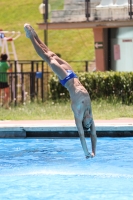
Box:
[9,60,95,73]
[0,71,51,106]
[84,0,133,21]
[50,1,133,23]
[0,60,95,106]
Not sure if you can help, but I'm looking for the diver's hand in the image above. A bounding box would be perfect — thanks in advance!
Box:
[86,152,95,159]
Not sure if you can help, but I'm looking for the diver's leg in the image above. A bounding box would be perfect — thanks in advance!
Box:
[24,23,72,79]
[24,23,72,70]
[24,23,49,52]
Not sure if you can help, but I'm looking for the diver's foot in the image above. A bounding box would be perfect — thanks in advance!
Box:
[24,23,37,38]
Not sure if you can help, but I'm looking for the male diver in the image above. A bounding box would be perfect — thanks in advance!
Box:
[24,23,97,159]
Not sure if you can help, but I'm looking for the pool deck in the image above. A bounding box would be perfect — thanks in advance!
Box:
[0,118,133,138]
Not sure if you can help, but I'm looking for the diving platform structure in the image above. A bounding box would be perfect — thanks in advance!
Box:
[37,0,133,72]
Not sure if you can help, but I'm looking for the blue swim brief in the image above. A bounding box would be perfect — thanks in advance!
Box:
[59,70,78,87]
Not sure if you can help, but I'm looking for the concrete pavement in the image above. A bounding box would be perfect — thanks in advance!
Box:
[0,118,133,138]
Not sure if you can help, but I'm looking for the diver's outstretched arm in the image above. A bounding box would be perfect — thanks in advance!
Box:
[24,23,73,80]
[90,121,97,156]
[74,116,93,159]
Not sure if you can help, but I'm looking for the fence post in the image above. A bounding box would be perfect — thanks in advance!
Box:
[85,0,90,21]
[129,0,133,19]
[10,63,13,102]
[21,66,24,104]
[30,61,35,101]
[35,62,38,100]
[14,61,17,106]
[41,61,44,102]
[85,61,89,72]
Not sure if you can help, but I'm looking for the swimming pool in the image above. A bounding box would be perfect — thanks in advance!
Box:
[0,138,133,200]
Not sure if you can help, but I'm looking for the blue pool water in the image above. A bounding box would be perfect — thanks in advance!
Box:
[0,138,133,200]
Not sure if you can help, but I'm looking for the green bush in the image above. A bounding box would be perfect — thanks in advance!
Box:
[49,71,133,104]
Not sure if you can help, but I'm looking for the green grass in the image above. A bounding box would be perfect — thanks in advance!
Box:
[0,100,133,120]
[0,0,95,65]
